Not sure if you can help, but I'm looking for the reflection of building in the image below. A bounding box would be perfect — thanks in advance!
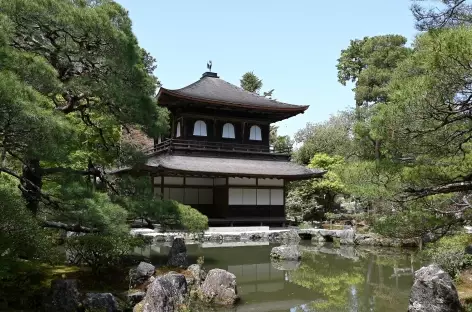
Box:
[190,244,319,312]
[114,70,324,226]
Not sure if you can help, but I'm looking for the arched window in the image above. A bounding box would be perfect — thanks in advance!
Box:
[193,120,207,136]
[222,123,235,139]
[249,125,262,141]
[176,122,181,137]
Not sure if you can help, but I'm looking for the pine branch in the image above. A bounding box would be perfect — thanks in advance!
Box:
[404,181,472,199]
[42,220,98,233]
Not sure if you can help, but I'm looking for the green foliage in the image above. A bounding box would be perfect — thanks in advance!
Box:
[424,234,472,278]
[0,175,54,262]
[371,206,457,239]
[294,110,356,164]
[337,35,411,160]
[240,71,263,93]
[113,176,208,232]
[65,233,144,272]
[287,154,346,221]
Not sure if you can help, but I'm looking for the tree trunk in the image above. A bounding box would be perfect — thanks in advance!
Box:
[21,159,42,216]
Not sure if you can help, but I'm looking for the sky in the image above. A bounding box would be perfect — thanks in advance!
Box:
[116,0,418,137]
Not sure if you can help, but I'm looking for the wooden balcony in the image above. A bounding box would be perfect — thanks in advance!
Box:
[145,139,291,160]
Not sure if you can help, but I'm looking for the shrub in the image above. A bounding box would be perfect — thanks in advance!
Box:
[424,234,472,278]
[65,233,144,272]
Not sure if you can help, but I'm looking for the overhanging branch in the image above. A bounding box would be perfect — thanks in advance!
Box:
[42,220,98,233]
[404,181,472,199]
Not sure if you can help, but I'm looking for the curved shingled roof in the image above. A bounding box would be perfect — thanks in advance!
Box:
[111,155,325,180]
[157,72,309,112]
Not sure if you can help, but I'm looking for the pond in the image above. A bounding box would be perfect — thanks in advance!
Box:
[134,240,420,312]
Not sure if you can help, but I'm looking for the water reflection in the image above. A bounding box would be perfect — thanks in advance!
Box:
[138,241,418,312]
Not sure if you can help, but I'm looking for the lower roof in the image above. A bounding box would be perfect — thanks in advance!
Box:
[111,155,325,180]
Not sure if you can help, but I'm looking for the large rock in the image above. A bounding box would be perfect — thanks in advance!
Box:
[408,264,462,312]
[270,245,301,261]
[199,268,239,305]
[143,273,188,312]
[268,229,301,244]
[187,264,206,286]
[129,261,155,287]
[339,229,355,245]
[167,237,188,268]
[83,293,119,312]
[44,279,81,312]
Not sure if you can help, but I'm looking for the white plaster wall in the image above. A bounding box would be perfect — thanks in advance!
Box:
[242,189,257,205]
[184,188,199,204]
[270,189,284,205]
[153,177,161,184]
[257,189,270,205]
[229,177,257,186]
[169,188,184,202]
[185,177,213,186]
[163,188,170,200]
[229,188,243,205]
[164,176,184,185]
[258,178,283,186]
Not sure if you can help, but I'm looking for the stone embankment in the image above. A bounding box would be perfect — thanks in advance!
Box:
[131,227,418,247]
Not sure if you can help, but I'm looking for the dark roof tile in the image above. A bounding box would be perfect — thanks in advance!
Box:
[158,73,308,112]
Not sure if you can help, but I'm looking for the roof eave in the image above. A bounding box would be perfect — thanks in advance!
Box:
[157,88,309,113]
[109,163,326,180]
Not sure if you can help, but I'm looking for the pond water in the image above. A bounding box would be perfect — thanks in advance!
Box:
[135,241,421,312]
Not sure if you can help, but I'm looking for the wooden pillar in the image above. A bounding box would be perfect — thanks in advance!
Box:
[241,122,246,144]
[182,116,186,139]
[213,117,217,141]
[160,175,164,199]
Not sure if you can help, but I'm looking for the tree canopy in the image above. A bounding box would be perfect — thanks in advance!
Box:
[0,0,207,281]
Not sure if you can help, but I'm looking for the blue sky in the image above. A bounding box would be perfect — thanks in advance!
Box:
[116,0,418,137]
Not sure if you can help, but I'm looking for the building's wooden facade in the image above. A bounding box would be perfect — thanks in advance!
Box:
[119,71,324,226]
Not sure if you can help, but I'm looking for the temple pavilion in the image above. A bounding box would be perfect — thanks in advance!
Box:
[117,71,324,226]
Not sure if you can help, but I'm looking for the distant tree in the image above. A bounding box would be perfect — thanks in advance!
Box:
[411,0,472,30]
[240,71,263,93]
[337,35,411,161]
[294,110,356,164]
[240,71,275,98]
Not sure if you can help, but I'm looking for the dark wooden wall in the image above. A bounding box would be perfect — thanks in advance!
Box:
[173,115,269,147]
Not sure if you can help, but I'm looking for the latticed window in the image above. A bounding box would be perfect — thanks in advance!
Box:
[249,125,262,141]
[222,123,235,138]
[193,120,207,136]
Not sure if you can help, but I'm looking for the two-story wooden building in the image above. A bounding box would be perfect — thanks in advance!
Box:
[118,71,324,226]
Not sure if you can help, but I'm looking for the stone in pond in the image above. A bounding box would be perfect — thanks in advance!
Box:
[199,268,239,306]
[167,237,188,268]
[339,228,355,245]
[408,264,461,312]
[270,245,301,261]
[187,264,206,286]
[143,272,188,312]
